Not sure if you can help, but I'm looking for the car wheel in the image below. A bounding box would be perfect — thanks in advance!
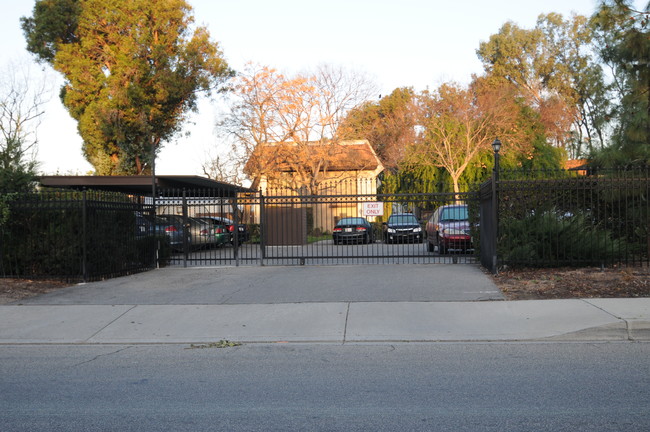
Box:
[437,236,446,255]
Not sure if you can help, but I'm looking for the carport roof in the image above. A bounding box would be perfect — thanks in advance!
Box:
[39,175,253,196]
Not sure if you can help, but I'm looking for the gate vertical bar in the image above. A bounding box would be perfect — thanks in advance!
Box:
[152,158,157,269]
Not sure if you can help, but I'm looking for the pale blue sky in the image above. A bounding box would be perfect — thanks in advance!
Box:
[0,0,639,176]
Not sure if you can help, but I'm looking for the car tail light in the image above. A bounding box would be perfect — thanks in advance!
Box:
[333,227,342,232]
[355,227,367,232]
[165,226,177,233]
[216,228,224,234]
[228,225,235,232]
[200,229,209,236]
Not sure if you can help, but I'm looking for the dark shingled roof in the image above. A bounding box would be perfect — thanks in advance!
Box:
[245,140,383,174]
[39,175,252,196]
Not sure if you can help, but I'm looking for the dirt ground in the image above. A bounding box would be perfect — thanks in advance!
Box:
[1,266,649,304]
[0,279,74,305]
[492,266,650,300]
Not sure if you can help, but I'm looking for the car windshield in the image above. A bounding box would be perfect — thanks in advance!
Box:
[337,217,366,226]
[389,215,418,224]
[440,206,468,222]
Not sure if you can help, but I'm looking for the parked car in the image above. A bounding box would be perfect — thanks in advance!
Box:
[135,213,154,238]
[153,215,187,250]
[332,217,374,245]
[383,213,423,243]
[425,204,472,254]
[156,214,223,250]
[194,217,230,247]
[200,216,250,244]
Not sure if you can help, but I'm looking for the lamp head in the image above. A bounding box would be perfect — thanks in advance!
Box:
[492,138,502,153]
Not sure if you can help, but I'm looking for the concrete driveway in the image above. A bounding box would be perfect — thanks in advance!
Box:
[16,264,503,305]
[7,265,650,344]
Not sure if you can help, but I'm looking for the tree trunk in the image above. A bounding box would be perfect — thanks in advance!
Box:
[450,172,461,198]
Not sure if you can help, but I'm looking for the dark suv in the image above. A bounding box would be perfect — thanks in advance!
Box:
[383,213,423,243]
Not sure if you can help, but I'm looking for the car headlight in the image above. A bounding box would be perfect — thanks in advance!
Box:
[413,227,422,233]
[388,228,396,233]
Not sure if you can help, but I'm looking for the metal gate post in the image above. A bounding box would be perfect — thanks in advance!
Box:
[182,188,188,268]
[490,176,498,273]
[232,194,239,266]
[259,193,266,264]
[491,139,501,274]
[82,189,88,282]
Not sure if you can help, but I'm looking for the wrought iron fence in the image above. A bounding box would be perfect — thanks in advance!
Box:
[0,189,158,281]
[6,168,644,280]
[158,180,479,266]
[492,167,650,270]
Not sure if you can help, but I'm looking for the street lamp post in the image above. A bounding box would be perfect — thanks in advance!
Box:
[151,138,156,206]
[491,138,501,274]
[492,137,501,182]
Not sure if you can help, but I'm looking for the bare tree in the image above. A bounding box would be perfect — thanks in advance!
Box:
[201,152,245,185]
[0,60,52,193]
[216,63,377,192]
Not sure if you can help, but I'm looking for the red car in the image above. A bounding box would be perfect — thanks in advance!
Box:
[425,205,473,254]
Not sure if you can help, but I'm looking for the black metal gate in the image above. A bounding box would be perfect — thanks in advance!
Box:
[157,187,479,267]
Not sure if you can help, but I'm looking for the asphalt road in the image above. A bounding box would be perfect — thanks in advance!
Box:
[2,342,649,431]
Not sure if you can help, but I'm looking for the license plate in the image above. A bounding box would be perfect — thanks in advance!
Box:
[345,228,352,232]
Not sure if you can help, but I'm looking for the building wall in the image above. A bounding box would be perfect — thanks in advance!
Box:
[257,172,382,234]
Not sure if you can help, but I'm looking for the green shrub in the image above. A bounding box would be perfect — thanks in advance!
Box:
[248,223,261,243]
[499,208,626,267]
[1,191,159,279]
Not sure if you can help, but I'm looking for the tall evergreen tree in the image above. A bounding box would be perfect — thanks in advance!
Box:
[21,0,233,175]
[477,13,610,158]
[591,0,650,166]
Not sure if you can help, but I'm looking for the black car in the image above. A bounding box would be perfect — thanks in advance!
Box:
[134,213,153,238]
[332,217,374,245]
[383,213,423,243]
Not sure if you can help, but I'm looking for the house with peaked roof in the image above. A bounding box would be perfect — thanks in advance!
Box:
[245,139,384,195]
[245,139,385,236]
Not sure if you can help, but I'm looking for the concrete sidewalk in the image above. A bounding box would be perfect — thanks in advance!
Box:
[1,299,649,344]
